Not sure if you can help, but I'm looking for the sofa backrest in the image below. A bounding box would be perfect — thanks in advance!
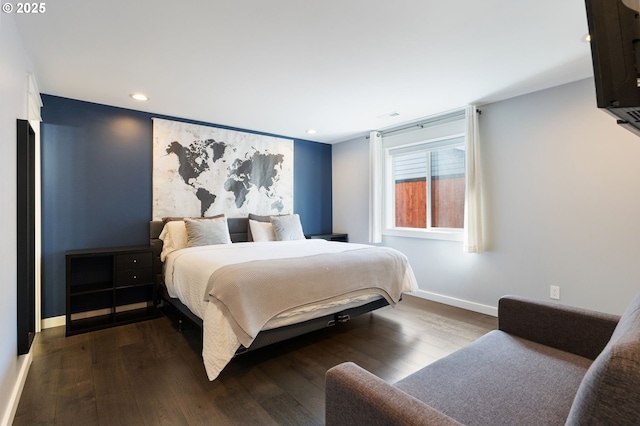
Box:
[566,292,640,425]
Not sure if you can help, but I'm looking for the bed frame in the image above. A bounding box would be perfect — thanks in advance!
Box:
[149,218,390,354]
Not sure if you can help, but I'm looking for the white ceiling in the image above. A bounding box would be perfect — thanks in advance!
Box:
[14,0,594,144]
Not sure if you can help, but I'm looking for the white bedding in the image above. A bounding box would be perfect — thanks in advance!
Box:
[164,239,418,379]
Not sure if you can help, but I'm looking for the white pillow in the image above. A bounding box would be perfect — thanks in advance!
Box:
[270,214,305,241]
[184,216,232,247]
[158,220,189,261]
[249,219,276,242]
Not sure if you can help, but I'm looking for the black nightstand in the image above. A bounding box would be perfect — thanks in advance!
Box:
[306,233,349,243]
[66,245,157,336]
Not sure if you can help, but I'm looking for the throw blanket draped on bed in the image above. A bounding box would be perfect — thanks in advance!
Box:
[163,240,418,380]
[206,247,406,348]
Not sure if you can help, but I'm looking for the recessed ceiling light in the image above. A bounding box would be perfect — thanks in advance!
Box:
[306,129,317,134]
[583,34,592,42]
[129,93,149,101]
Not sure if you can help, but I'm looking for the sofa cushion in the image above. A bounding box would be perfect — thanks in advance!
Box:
[566,292,640,425]
[394,330,592,426]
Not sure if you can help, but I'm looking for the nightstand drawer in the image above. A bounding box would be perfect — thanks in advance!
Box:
[116,268,152,287]
[116,252,152,270]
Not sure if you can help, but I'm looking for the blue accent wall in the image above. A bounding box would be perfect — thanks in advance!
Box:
[41,95,332,319]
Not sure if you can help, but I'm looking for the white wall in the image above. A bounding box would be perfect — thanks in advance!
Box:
[333,78,640,316]
[0,13,34,426]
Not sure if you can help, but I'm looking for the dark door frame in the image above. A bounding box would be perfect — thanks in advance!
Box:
[17,119,36,355]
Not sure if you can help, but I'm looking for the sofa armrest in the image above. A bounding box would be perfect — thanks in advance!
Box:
[498,295,620,360]
[325,362,461,426]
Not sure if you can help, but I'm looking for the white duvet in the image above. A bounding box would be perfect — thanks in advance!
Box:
[164,239,418,380]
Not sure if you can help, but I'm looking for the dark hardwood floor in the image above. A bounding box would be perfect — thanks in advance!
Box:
[14,296,496,425]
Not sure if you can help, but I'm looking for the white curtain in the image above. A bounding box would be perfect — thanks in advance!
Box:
[369,131,383,243]
[463,105,484,253]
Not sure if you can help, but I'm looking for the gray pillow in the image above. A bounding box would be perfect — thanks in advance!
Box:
[184,216,232,247]
[270,214,305,241]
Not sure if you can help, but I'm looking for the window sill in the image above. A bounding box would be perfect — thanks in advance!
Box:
[383,227,463,242]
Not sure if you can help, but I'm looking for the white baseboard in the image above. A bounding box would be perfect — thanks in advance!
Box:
[4,314,68,424]
[410,290,498,317]
[1,351,32,426]
[41,315,65,329]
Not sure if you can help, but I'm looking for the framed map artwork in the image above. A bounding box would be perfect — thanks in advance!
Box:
[152,118,294,219]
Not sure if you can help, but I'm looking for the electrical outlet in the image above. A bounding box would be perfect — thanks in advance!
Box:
[550,286,560,300]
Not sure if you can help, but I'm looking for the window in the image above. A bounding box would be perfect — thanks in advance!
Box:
[371,106,482,249]
[381,111,467,241]
[391,139,465,230]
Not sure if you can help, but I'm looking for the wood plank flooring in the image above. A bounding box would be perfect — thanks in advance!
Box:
[14,296,496,425]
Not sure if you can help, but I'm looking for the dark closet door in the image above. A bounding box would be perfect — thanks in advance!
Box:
[17,119,36,355]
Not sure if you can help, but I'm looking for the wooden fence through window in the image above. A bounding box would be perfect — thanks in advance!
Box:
[395,177,464,228]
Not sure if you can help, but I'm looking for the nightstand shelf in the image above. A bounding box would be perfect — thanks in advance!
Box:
[66,245,157,336]
[67,314,113,334]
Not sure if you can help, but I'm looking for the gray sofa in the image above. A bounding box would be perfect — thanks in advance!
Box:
[325,293,640,425]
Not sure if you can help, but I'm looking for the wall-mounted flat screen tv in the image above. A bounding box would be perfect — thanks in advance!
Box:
[585,0,640,136]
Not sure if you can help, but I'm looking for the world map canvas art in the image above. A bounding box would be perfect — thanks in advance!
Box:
[152,118,294,219]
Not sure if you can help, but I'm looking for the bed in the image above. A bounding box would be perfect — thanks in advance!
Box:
[150,215,418,380]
